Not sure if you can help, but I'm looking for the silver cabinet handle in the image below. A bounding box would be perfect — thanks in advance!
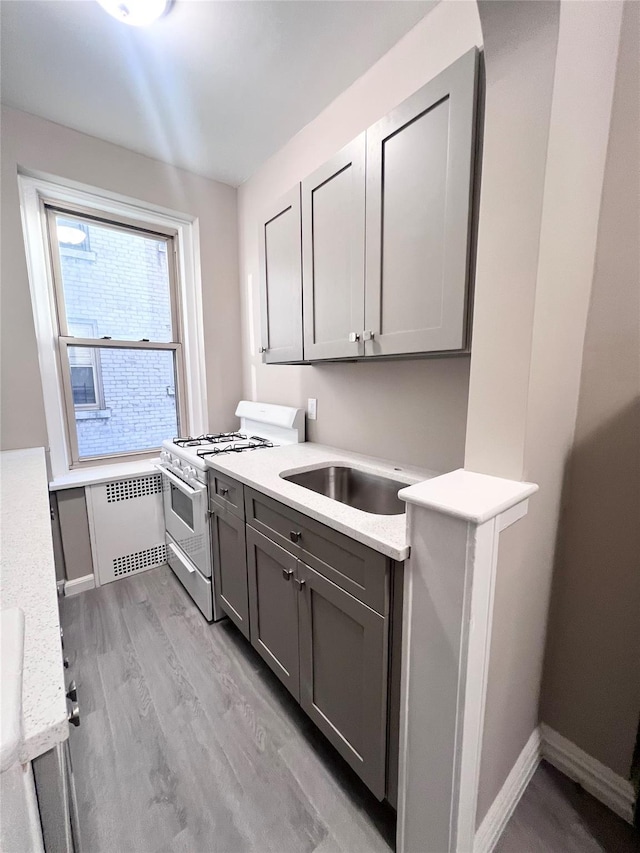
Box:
[68,704,80,727]
[293,577,306,591]
[219,487,229,496]
[289,530,301,543]
[348,332,360,343]
[363,330,375,341]
[259,346,268,354]
[66,681,77,702]
[282,568,294,581]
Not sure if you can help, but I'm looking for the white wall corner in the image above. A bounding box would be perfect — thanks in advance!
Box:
[64,574,95,597]
[541,724,636,825]
[474,727,542,853]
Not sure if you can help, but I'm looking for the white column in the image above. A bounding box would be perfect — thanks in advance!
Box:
[396,469,537,853]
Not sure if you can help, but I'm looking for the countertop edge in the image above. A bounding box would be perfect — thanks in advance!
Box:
[203,444,424,562]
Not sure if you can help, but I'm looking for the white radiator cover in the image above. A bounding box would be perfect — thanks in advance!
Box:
[85,474,166,585]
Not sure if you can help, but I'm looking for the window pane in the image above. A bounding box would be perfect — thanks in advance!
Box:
[54,214,173,342]
[70,366,96,405]
[68,346,178,459]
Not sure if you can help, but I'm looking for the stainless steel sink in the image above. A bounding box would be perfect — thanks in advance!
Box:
[282,465,406,516]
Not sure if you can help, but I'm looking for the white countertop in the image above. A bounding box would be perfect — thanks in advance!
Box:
[1,448,68,763]
[204,443,439,561]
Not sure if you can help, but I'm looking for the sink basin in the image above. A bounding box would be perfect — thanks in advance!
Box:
[282,465,406,516]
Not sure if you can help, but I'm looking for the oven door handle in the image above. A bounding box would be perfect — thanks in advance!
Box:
[167,541,196,574]
[154,464,206,497]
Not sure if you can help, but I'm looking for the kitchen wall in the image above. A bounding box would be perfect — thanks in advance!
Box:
[541,0,640,779]
[0,106,243,452]
[469,0,627,822]
[237,1,483,474]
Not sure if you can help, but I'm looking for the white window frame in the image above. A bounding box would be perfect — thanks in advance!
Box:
[19,173,208,481]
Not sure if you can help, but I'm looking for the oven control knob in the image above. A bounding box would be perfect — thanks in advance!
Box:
[185,466,196,483]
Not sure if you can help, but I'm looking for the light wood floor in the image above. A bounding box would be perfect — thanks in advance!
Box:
[61,566,639,853]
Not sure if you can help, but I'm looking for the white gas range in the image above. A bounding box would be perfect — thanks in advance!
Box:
[156,401,305,621]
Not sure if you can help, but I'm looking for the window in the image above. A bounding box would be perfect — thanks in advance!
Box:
[45,204,186,465]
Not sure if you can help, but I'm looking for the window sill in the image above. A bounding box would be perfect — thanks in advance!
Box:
[75,408,111,421]
[49,457,160,491]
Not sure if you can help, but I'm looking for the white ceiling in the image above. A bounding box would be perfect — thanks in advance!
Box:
[1,0,435,186]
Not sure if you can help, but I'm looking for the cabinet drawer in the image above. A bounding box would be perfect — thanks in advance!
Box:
[208,471,244,519]
[245,488,388,614]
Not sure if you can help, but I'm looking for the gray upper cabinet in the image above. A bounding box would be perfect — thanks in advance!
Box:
[364,48,478,356]
[259,185,303,363]
[257,49,478,363]
[302,134,366,360]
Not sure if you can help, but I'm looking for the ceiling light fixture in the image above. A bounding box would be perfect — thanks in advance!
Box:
[96,0,173,27]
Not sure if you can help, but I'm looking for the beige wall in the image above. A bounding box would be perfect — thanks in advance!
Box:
[469,0,626,822]
[237,1,483,474]
[541,0,640,779]
[0,106,243,451]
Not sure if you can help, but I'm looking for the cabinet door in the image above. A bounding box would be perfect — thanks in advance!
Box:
[246,527,300,700]
[365,48,478,356]
[302,134,366,360]
[211,508,250,640]
[259,185,303,363]
[297,561,388,799]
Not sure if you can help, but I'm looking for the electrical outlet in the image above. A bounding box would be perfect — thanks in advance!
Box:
[307,398,317,420]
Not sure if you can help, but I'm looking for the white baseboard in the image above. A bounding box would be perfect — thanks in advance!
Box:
[64,574,95,596]
[474,727,541,853]
[541,724,635,825]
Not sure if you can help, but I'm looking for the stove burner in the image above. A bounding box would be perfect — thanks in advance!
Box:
[197,437,274,457]
[173,432,246,448]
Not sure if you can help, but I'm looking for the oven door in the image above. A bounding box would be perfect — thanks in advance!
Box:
[157,466,211,578]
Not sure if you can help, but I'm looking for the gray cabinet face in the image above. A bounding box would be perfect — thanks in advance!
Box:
[211,508,250,640]
[259,185,303,363]
[302,134,366,360]
[297,561,388,800]
[246,527,300,700]
[365,48,478,356]
[209,472,244,519]
[244,487,388,613]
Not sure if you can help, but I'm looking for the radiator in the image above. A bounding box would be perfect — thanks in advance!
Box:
[85,474,166,585]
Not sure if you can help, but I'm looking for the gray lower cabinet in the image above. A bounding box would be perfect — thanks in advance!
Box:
[211,507,250,640]
[297,560,388,800]
[210,478,399,802]
[246,526,300,700]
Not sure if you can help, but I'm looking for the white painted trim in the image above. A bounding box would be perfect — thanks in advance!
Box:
[453,518,500,850]
[453,496,536,851]
[17,173,208,481]
[541,724,636,824]
[63,574,95,597]
[474,728,542,853]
